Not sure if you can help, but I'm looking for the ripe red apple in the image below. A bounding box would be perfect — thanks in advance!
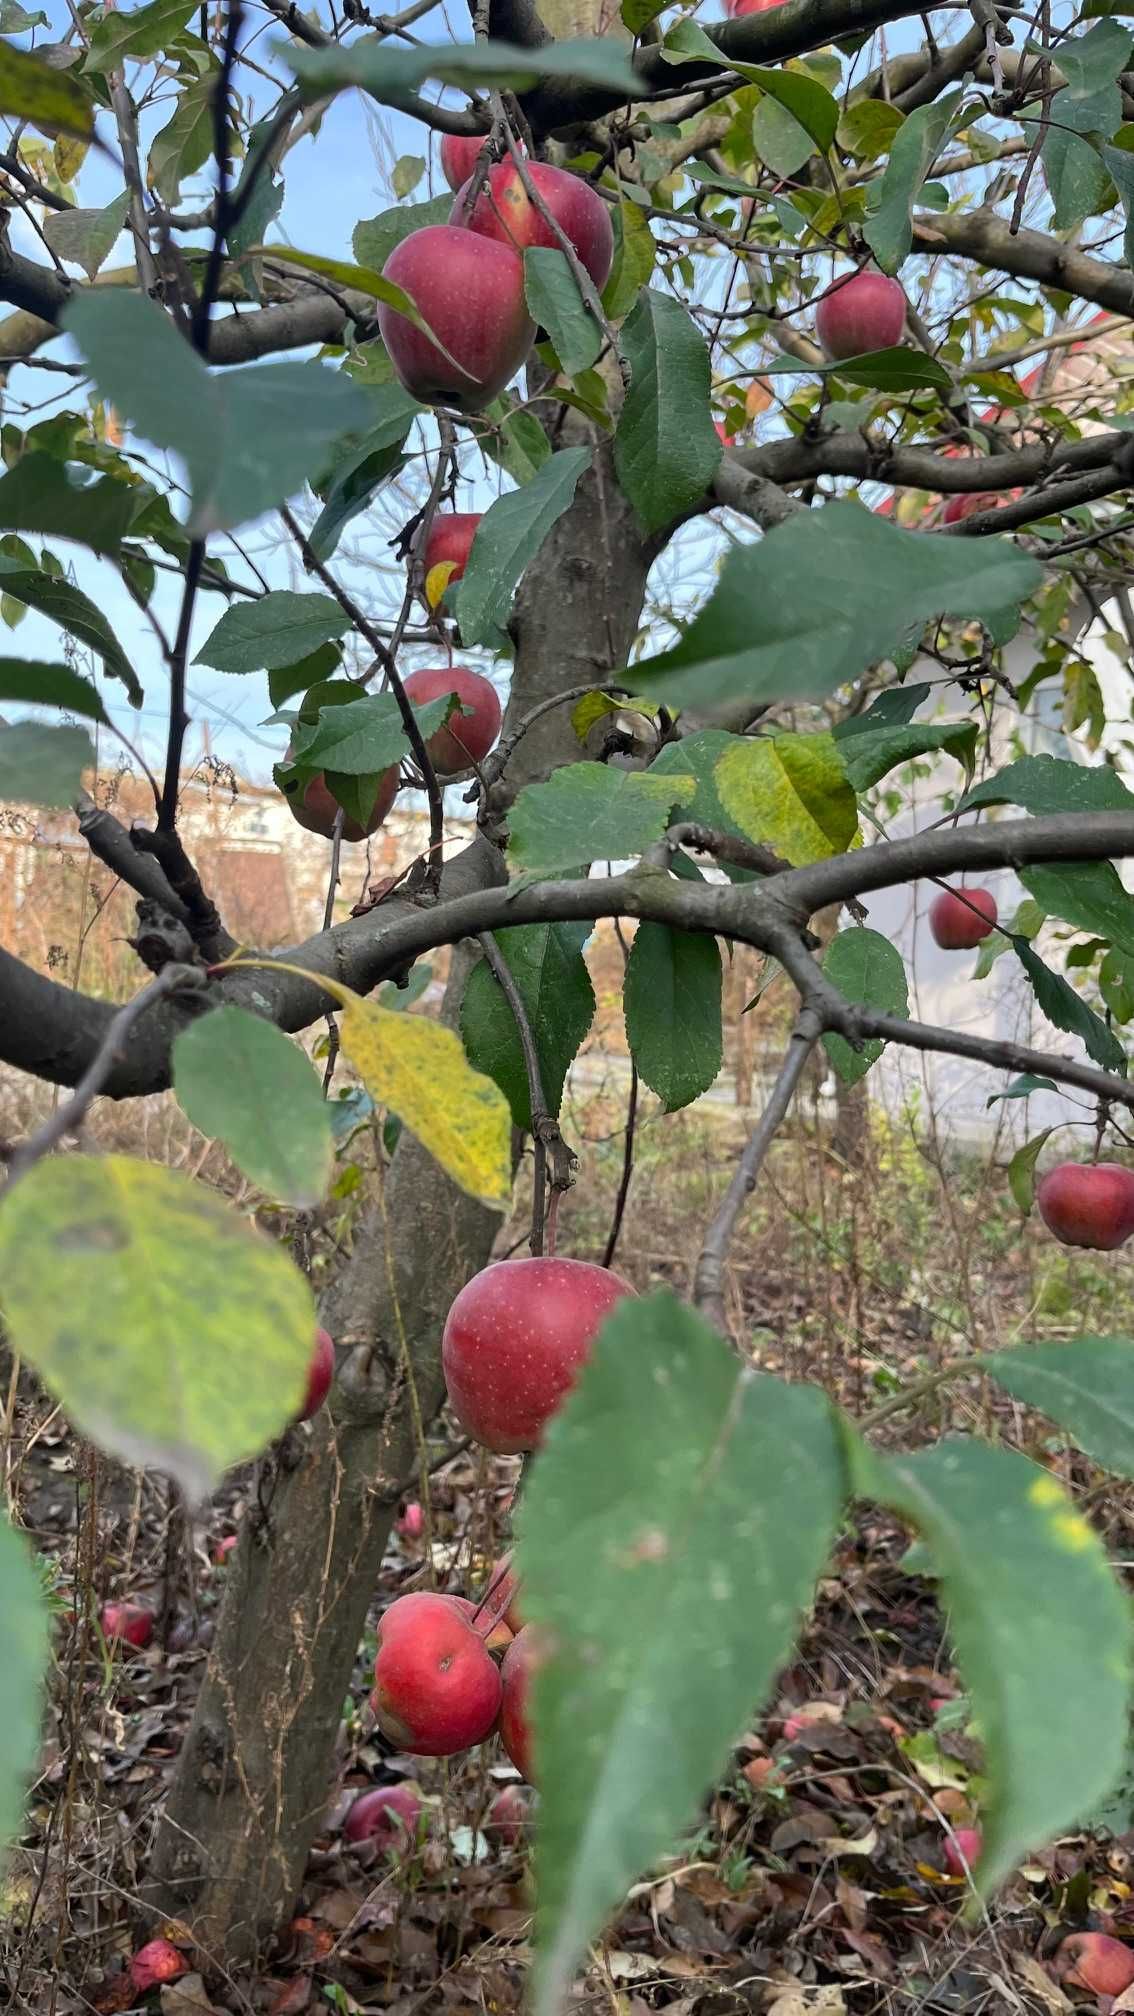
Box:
[942,1826,982,1877]
[396,1501,424,1540]
[130,1939,188,1990]
[343,1780,424,1850]
[423,511,482,591]
[453,162,614,290]
[487,1783,532,1845]
[1036,1162,1134,1251]
[815,269,907,359]
[299,1327,335,1421]
[499,1624,539,1782]
[1056,1933,1134,1997]
[372,1591,502,1755]
[942,491,1000,525]
[441,1256,635,1453]
[101,1600,154,1650]
[378,225,534,410]
[714,420,735,447]
[447,1593,513,1656]
[283,746,398,844]
[402,665,502,775]
[927,885,998,950]
[440,133,490,192]
[727,0,788,13]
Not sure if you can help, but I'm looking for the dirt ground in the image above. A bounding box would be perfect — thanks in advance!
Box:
[5,1072,1134,2016]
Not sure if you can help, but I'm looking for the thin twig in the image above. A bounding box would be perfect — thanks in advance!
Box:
[693,1009,822,1335]
[477,930,576,1256]
[602,1058,638,1270]
[4,967,204,1187]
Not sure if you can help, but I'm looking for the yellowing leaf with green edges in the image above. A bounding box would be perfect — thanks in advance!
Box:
[316,979,512,1208]
[714,732,858,865]
[0,1156,317,1501]
[570,689,661,743]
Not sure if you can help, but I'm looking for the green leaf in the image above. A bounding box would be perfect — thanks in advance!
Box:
[0,656,108,721]
[1020,860,1134,957]
[83,0,199,69]
[1007,1128,1054,1213]
[663,21,838,148]
[508,762,695,878]
[291,689,453,775]
[64,292,373,538]
[286,34,645,107]
[850,1433,1132,1894]
[715,731,858,864]
[984,1337,1134,1480]
[519,1290,846,2016]
[822,927,909,1086]
[1041,22,1130,226]
[601,196,656,321]
[483,401,552,484]
[460,922,596,1130]
[0,1155,318,1501]
[863,91,964,273]
[0,451,138,552]
[960,754,1134,817]
[767,345,953,392]
[392,151,425,198]
[352,193,453,270]
[632,502,1043,710]
[308,385,421,563]
[1014,937,1126,1073]
[649,730,756,869]
[1043,124,1114,232]
[621,0,657,32]
[837,98,905,160]
[41,188,129,280]
[196,593,351,675]
[525,247,603,377]
[614,289,720,535]
[173,1006,333,1209]
[1100,947,1134,1022]
[456,446,591,650]
[147,77,214,205]
[986,1073,1060,1106]
[266,643,342,709]
[0,718,92,805]
[1101,140,1134,264]
[834,718,978,791]
[753,91,814,178]
[838,682,934,735]
[623,924,722,1110]
[0,1516,47,1852]
[0,37,93,136]
[0,553,140,699]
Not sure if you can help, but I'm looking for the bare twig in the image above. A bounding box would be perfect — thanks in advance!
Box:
[602,1057,638,1271]
[668,822,791,878]
[694,1009,823,1335]
[4,966,204,1186]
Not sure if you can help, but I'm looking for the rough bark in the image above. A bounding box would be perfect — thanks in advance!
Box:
[144,424,653,1967]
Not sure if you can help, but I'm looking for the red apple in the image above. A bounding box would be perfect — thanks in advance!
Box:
[487,1783,532,1845]
[727,0,788,14]
[378,225,534,410]
[1056,1933,1134,1997]
[402,665,502,775]
[447,1593,514,1656]
[396,1501,424,1540]
[453,162,614,291]
[942,1826,982,1877]
[714,420,735,446]
[213,1534,237,1567]
[283,747,398,844]
[927,885,998,950]
[942,491,1000,525]
[299,1327,335,1421]
[101,1600,154,1650]
[129,1940,188,1990]
[423,511,482,590]
[815,269,907,359]
[499,1624,539,1782]
[441,1256,635,1453]
[1036,1162,1134,1251]
[440,133,489,192]
[343,1780,424,1850]
[372,1591,502,1755]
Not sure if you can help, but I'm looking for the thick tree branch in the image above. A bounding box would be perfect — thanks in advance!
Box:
[731,424,1127,500]
[910,209,1134,317]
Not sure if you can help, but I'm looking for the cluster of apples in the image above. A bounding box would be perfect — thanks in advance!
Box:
[376,137,613,412]
[364,1256,633,1779]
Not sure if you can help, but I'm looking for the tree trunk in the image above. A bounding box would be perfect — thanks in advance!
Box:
[146,430,652,1966]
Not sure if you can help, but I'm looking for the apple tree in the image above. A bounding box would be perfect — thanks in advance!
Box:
[3,0,1134,1995]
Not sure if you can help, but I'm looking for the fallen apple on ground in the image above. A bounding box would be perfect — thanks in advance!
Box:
[371,1590,502,1755]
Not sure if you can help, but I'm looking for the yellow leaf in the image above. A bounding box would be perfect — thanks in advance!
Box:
[745,378,772,420]
[425,559,457,609]
[53,134,87,181]
[570,689,661,743]
[714,732,858,865]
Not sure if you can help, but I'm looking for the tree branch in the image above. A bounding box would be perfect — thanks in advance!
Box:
[910,208,1134,317]
[693,1009,822,1333]
[848,1006,1134,1112]
[730,423,1127,502]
